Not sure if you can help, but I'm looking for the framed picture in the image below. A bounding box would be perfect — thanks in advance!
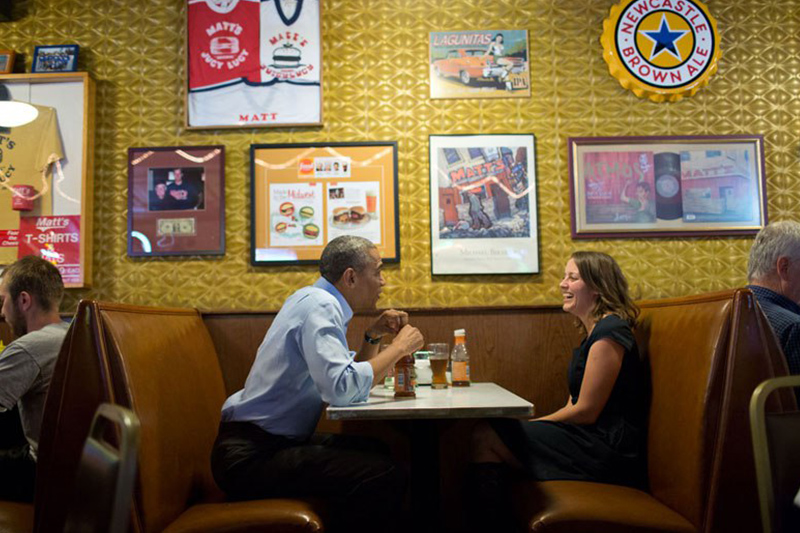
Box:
[429,134,539,275]
[186,0,322,129]
[0,50,14,74]
[429,30,530,99]
[1,72,95,288]
[569,135,767,238]
[251,142,399,265]
[127,146,225,257]
[32,45,79,73]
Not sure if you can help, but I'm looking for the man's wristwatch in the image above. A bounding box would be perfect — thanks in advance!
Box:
[364,332,382,345]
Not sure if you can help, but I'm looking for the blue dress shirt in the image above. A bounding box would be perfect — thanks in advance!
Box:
[221,278,374,440]
[747,285,800,376]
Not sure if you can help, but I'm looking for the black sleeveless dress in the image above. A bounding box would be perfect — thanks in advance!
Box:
[491,315,648,487]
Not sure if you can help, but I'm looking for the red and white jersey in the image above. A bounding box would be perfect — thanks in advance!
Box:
[187,0,322,126]
[188,0,262,90]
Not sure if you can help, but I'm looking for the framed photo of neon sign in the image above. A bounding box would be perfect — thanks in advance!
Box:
[429,134,539,275]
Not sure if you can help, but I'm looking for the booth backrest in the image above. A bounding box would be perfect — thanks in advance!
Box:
[95,302,227,533]
[637,289,795,533]
[34,302,114,533]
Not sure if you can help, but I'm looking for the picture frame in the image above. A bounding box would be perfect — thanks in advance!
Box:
[186,0,322,129]
[568,135,767,239]
[429,134,539,275]
[127,146,225,257]
[1,72,96,288]
[32,45,79,73]
[429,30,530,100]
[0,50,14,74]
[251,142,399,265]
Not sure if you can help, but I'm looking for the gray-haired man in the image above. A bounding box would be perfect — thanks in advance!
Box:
[212,236,423,532]
[747,221,800,385]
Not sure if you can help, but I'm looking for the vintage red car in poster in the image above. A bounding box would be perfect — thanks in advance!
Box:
[433,48,526,89]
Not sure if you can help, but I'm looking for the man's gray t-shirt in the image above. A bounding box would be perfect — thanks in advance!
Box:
[0,322,69,458]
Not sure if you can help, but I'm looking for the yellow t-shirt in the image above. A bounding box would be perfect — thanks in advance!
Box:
[0,104,63,263]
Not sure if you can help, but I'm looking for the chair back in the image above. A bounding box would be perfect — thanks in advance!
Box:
[92,302,227,533]
[64,403,140,533]
[750,375,800,533]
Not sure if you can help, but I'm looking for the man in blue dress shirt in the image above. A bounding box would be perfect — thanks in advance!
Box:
[747,221,800,398]
[211,235,423,532]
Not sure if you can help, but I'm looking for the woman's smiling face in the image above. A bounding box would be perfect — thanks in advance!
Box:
[560,258,598,320]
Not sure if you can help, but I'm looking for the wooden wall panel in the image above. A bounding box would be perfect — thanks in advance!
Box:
[202,305,581,417]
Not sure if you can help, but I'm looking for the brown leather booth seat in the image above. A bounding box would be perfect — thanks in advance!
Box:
[513,289,796,533]
[85,300,325,533]
[0,300,324,533]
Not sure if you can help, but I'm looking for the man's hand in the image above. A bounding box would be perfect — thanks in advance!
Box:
[366,310,409,339]
[390,324,424,356]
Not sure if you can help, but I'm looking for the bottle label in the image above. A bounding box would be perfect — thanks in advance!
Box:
[452,361,469,382]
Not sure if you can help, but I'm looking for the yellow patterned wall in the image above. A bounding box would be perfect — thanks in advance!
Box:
[1,0,797,312]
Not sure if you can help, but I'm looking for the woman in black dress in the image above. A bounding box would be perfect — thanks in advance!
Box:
[467,251,647,530]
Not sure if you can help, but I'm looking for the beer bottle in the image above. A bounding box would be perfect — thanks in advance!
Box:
[451,329,470,387]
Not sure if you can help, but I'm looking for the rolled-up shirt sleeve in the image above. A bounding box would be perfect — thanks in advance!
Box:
[299,299,374,406]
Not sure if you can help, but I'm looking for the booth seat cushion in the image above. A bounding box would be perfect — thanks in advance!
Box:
[513,481,695,533]
[0,501,33,533]
[163,500,324,533]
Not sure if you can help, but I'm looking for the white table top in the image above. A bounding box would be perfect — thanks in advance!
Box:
[326,382,534,421]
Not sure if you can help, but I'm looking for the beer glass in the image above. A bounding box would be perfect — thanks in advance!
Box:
[428,343,449,389]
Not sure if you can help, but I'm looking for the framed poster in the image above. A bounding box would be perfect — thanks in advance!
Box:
[429,134,538,275]
[251,142,399,265]
[127,146,225,256]
[186,0,322,129]
[1,72,95,288]
[569,135,767,238]
[429,30,530,99]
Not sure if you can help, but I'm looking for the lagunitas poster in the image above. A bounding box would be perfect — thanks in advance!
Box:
[17,215,82,285]
[429,30,531,99]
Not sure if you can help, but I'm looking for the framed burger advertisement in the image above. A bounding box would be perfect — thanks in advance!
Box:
[568,135,767,238]
[127,146,225,256]
[251,142,399,265]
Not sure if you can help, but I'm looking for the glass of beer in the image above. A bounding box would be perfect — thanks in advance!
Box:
[428,343,449,389]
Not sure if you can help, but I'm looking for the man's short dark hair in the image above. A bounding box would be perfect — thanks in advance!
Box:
[319,236,376,284]
[1,256,64,311]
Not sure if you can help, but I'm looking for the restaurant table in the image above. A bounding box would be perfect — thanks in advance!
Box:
[327,383,534,530]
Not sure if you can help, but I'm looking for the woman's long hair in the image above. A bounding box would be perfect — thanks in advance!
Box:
[571,251,639,327]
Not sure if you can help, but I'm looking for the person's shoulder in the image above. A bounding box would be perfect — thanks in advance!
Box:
[287,285,340,313]
[596,314,631,332]
[591,315,635,348]
[14,322,69,345]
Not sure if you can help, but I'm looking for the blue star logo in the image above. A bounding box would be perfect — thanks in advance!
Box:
[640,14,689,62]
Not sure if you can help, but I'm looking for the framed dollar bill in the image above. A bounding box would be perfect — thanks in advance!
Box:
[127,146,225,256]
[569,135,767,238]
[186,0,322,129]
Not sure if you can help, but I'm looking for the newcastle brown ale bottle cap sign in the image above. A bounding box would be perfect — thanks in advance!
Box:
[600,0,721,103]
